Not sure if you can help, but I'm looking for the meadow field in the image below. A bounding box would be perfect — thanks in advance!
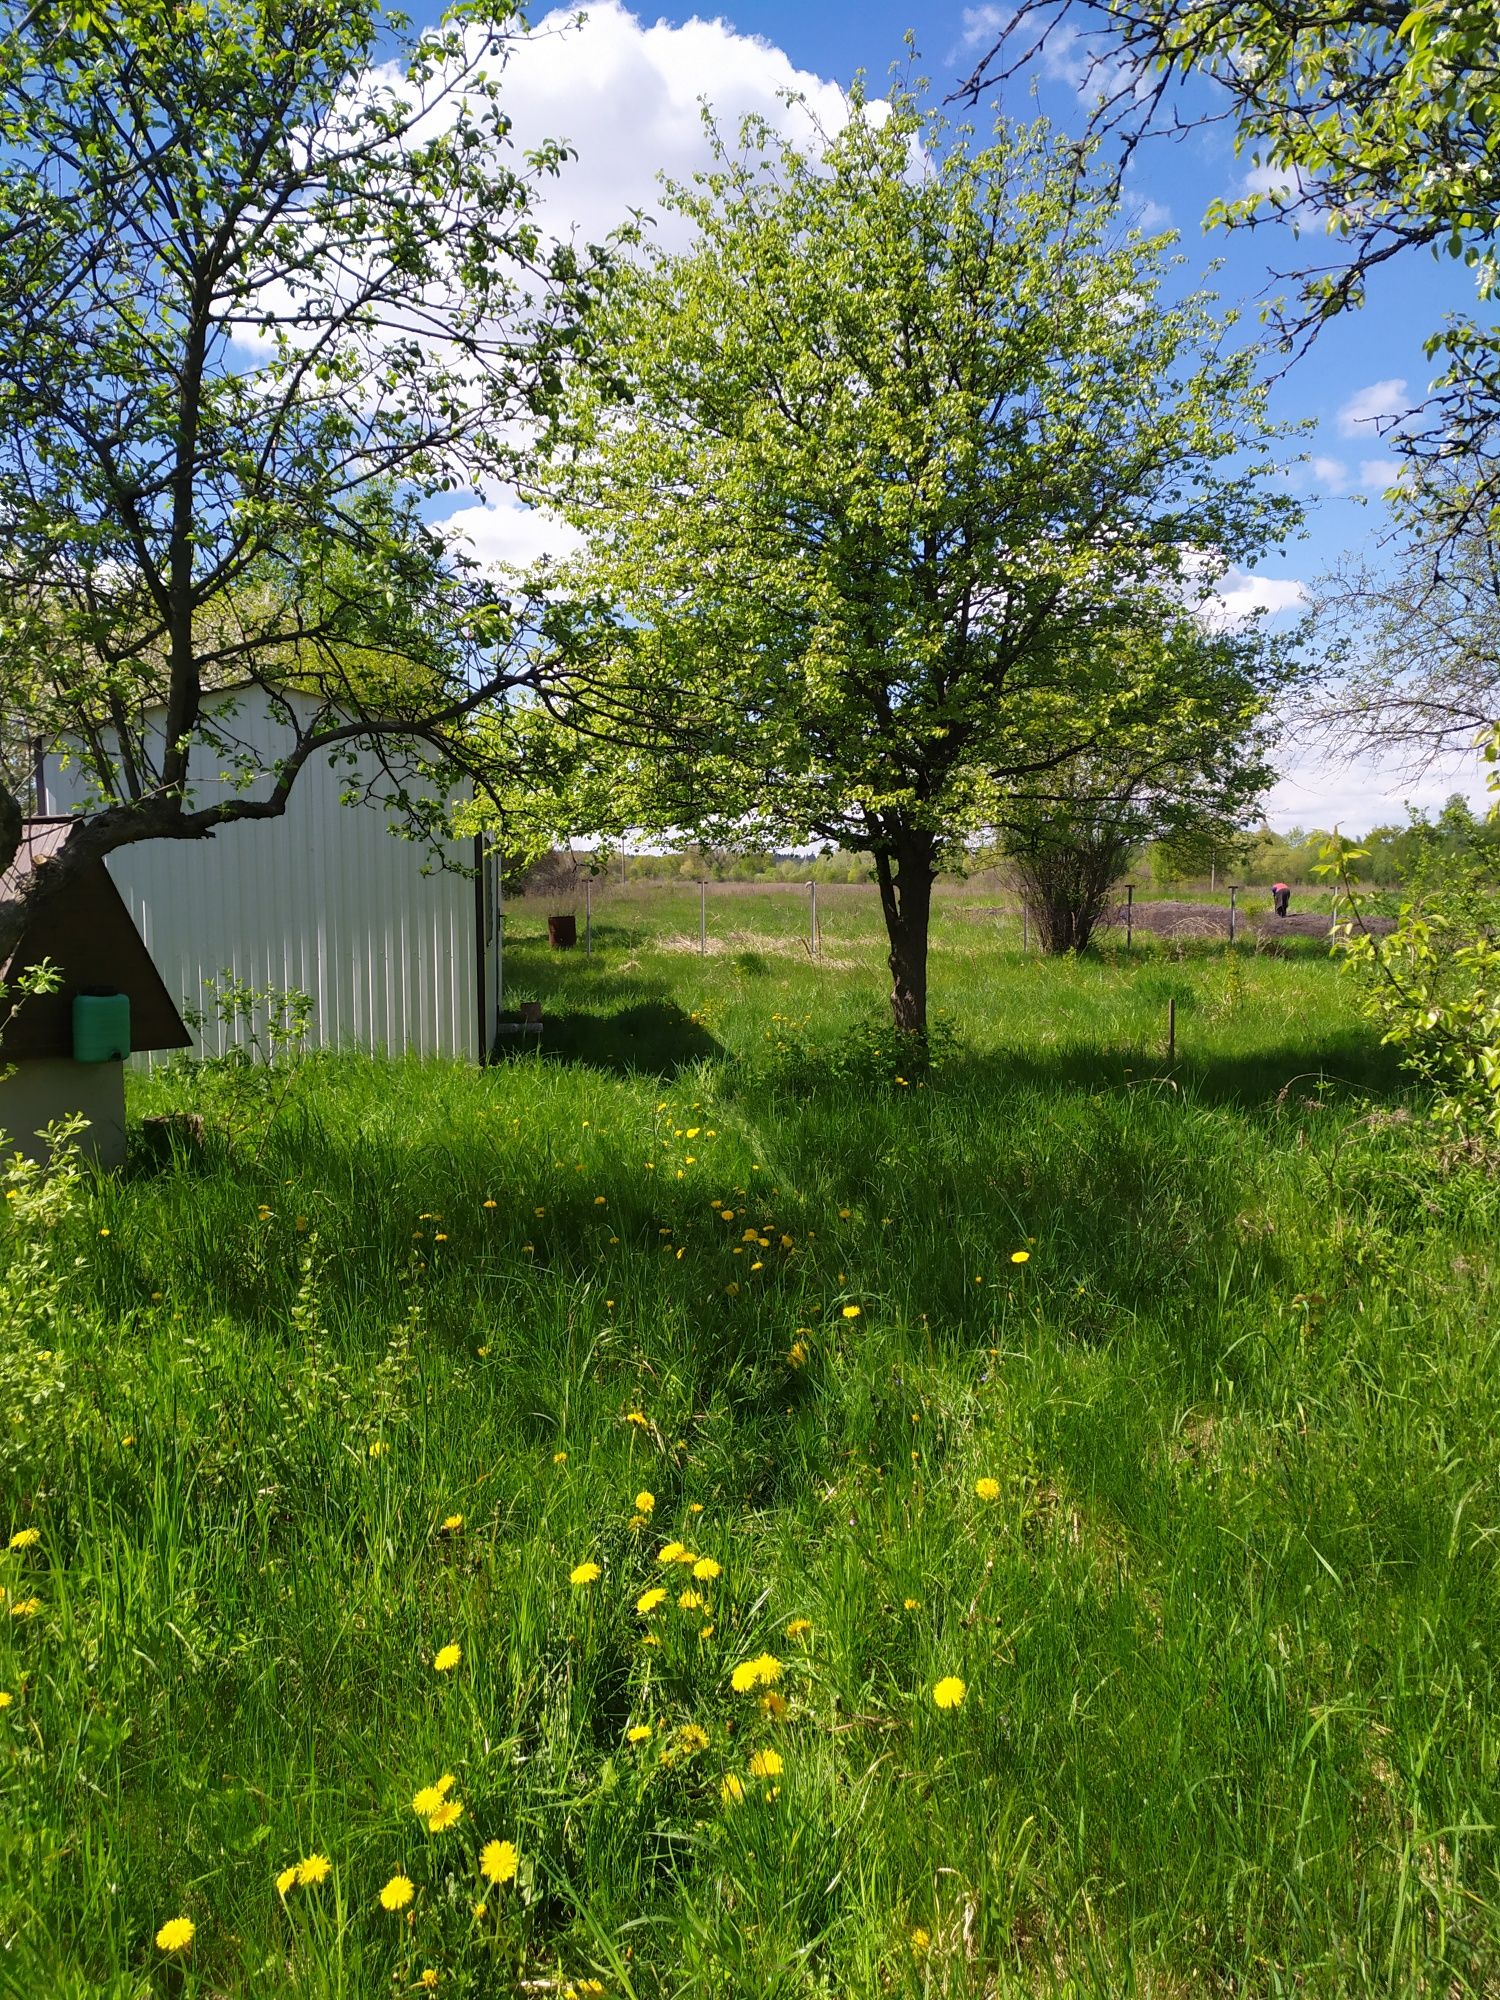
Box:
[3,890,1499,1998]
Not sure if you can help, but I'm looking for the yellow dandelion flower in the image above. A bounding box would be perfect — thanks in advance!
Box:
[636,1586,667,1615]
[692,1556,721,1581]
[903,1597,920,1610]
[482,1198,497,1209]
[730,1653,782,1693]
[627,1724,653,1744]
[747,1749,782,1778]
[553,1450,568,1464]
[932,1676,967,1710]
[676,1723,709,1754]
[473,1901,488,1919]
[974,1477,1001,1502]
[9,1597,40,1618]
[1010,1249,1030,1264]
[677,1588,704,1611]
[720,1773,745,1805]
[911,1926,931,1955]
[688,1501,704,1514]
[275,1864,297,1896]
[368,1440,389,1459]
[433,1643,461,1673]
[427,1798,464,1833]
[411,1774,455,1816]
[296,1853,331,1887]
[759,1689,788,1718]
[0,1690,12,1708]
[480,1839,518,1884]
[656,1540,686,1565]
[784,1618,812,1640]
[440,1514,463,1532]
[626,1412,648,1429]
[155,1917,194,1952]
[7,1528,39,1550]
[699,1622,715,1638]
[841,1304,861,1319]
[569,1561,601,1586]
[419,1969,439,1990]
[634,1491,655,1515]
[379,1873,414,1911]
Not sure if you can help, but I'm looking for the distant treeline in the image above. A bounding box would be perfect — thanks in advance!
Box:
[517,795,1497,898]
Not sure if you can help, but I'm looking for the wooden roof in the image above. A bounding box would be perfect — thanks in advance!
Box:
[0,822,191,1059]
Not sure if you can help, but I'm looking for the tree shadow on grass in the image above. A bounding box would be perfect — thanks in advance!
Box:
[521,998,724,1078]
[953,1035,1412,1113]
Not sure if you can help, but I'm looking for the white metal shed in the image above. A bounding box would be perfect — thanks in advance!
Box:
[42,687,502,1063]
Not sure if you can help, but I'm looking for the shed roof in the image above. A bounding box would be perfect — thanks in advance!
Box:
[0,821,191,1060]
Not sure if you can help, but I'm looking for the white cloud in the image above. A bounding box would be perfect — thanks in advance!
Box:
[1358,457,1404,493]
[1261,746,1494,834]
[1129,194,1172,230]
[440,489,582,572]
[1241,161,1296,198]
[1196,567,1307,631]
[403,5,869,572]
[1338,378,1408,437]
[491,4,859,259]
[960,5,1004,48]
[1311,455,1349,495]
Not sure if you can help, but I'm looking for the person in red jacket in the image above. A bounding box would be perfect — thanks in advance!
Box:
[1272,881,1291,918]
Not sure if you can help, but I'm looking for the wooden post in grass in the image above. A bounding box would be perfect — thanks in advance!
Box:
[1021,900,1029,951]
[585,876,593,957]
[1167,995,1176,1063]
[1125,882,1133,949]
[699,879,707,956]
[809,879,819,957]
[1229,884,1237,944]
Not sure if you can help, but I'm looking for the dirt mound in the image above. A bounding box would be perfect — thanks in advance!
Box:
[1106,900,1393,940]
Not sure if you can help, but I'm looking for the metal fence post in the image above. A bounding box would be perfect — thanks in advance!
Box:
[1126,882,1133,949]
[699,879,707,957]
[585,876,593,957]
[809,879,819,957]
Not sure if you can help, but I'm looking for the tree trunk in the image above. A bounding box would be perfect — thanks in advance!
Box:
[873,837,935,1037]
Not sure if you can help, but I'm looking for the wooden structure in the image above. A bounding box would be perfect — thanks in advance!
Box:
[0,821,191,1165]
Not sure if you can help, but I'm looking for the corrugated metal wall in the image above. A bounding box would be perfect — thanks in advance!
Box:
[44,691,486,1063]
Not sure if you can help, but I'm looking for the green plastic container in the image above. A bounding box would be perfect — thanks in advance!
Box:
[72,991,131,1064]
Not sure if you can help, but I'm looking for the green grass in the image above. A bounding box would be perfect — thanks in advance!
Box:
[3,904,1499,1998]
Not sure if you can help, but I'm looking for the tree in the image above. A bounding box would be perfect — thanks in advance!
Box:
[961,2,1500,533]
[0,0,597,964]
[998,623,1287,951]
[1309,470,1500,766]
[539,87,1301,1033]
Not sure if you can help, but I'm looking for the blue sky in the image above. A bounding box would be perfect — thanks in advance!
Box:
[415,0,1493,833]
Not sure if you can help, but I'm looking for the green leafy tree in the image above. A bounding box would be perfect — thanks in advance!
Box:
[1333,753,1500,1144]
[0,0,596,964]
[538,86,1301,1032]
[962,2,1500,527]
[999,622,1290,950]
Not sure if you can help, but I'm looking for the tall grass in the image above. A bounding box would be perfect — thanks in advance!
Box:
[2,917,1497,1997]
